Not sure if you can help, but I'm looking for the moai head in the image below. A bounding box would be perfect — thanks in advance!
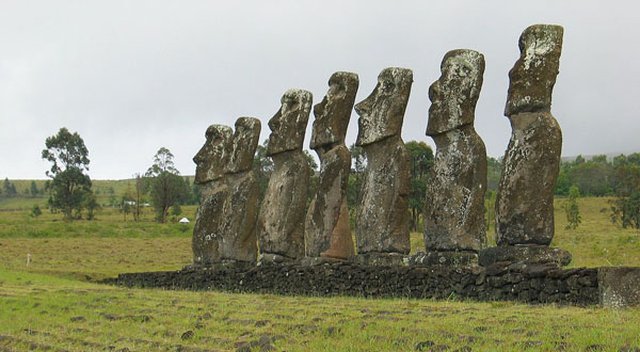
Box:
[355,67,413,146]
[226,117,261,174]
[310,72,359,150]
[505,24,564,117]
[427,49,485,136]
[266,89,313,156]
[193,125,233,184]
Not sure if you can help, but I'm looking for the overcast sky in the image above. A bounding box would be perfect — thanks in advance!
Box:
[1,0,638,180]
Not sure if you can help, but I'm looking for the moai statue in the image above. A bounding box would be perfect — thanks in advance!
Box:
[257,89,312,263]
[354,67,412,265]
[304,72,359,262]
[480,24,571,267]
[417,49,487,267]
[192,125,233,266]
[219,117,261,264]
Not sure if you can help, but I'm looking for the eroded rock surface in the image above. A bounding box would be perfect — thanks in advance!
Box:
[424,49,487,255]
[305,72,358,260]
[219,117,261,263]
[192,125,233,266]
[257,89,312,262]
[354,67,412,257]
[496,24,564,248]
[192,118,262,266]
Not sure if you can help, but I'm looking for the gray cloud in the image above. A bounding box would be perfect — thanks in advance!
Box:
[1,0,638,179]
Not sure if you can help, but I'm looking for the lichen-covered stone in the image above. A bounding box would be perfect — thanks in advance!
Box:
[426,49,485,135]
[496,112,562,245]
[193,125,233,184]
[598,267,640,308]
[496,25,564,247]
[425,50,487,253]
[226,117,261,174]
[478,245,572,267]
[192,125,233,266]
[192,119,261,265]
[310,72,359,149]
[219,117,261,263]
[266,89,313,156]
[355,67,413,146]
[305,72,358,260]
[257,90,312,261]
[505,24,563,117]
[354,67,412,256]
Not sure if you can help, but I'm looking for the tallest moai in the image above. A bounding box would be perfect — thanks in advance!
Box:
[484,24,571,266]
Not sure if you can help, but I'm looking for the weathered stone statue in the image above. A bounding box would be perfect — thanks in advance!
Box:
[304,72,358,261]
[354,67,412,265]
[257,89,312,263]
[480,24,571,267]
[419,49,487,267]
[219,117,261,263]
[192,125,233,266]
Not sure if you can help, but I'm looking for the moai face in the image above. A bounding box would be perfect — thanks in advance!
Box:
[266,89,313,156]
[505,24,563,116]
[355,67,413,146]
[427,49,485,136]
[226,117,261,174]
[310,72,359,150]
[193,125,232,184]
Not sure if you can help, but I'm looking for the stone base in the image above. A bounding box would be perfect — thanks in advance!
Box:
[410,251,479,267]
[257,253,297,266]
[183,260,255,271]
[598,267,640,308]
[478,245,571,267]
[354,252,409,266]
[299,256,348,266]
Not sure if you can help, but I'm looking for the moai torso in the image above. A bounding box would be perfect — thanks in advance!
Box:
[424,49,487,252]
[304,72,358,260]
[219,117,261,263]
[496,24,564,246]
[354,67,412,255]
[192,125,233,266]
[257,89,312,260]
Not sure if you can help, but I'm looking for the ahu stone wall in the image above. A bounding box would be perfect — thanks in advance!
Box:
[110,262,607,306]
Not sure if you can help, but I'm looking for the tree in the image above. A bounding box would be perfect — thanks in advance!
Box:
[30,204,42,218]
[347,144,366,225]
[405,141,434,232]
[564,185,582,230]
[41,128,93,220]
[253,140,273,202]
[2,178,17,198]
[610,153,640,229]
[30,181,39,198]
[133,173,145,221]
[146,147,189,223]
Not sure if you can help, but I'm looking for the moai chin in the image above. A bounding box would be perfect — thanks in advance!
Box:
[304,72,358,261]
[481,24,571,267]
[219,117,261,264]
[257,89,312,263]
[419,49,487,267]
[191,125,233,266]
[354,67,412,265]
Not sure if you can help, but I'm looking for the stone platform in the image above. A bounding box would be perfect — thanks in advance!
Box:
[104,262,640,307]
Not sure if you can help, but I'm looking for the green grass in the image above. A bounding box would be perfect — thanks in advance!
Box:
[0,194,639,351]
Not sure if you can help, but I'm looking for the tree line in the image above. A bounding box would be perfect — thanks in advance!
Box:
[11,127,640,230]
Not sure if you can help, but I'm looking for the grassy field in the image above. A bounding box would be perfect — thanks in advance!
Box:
[1,194,639,351]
